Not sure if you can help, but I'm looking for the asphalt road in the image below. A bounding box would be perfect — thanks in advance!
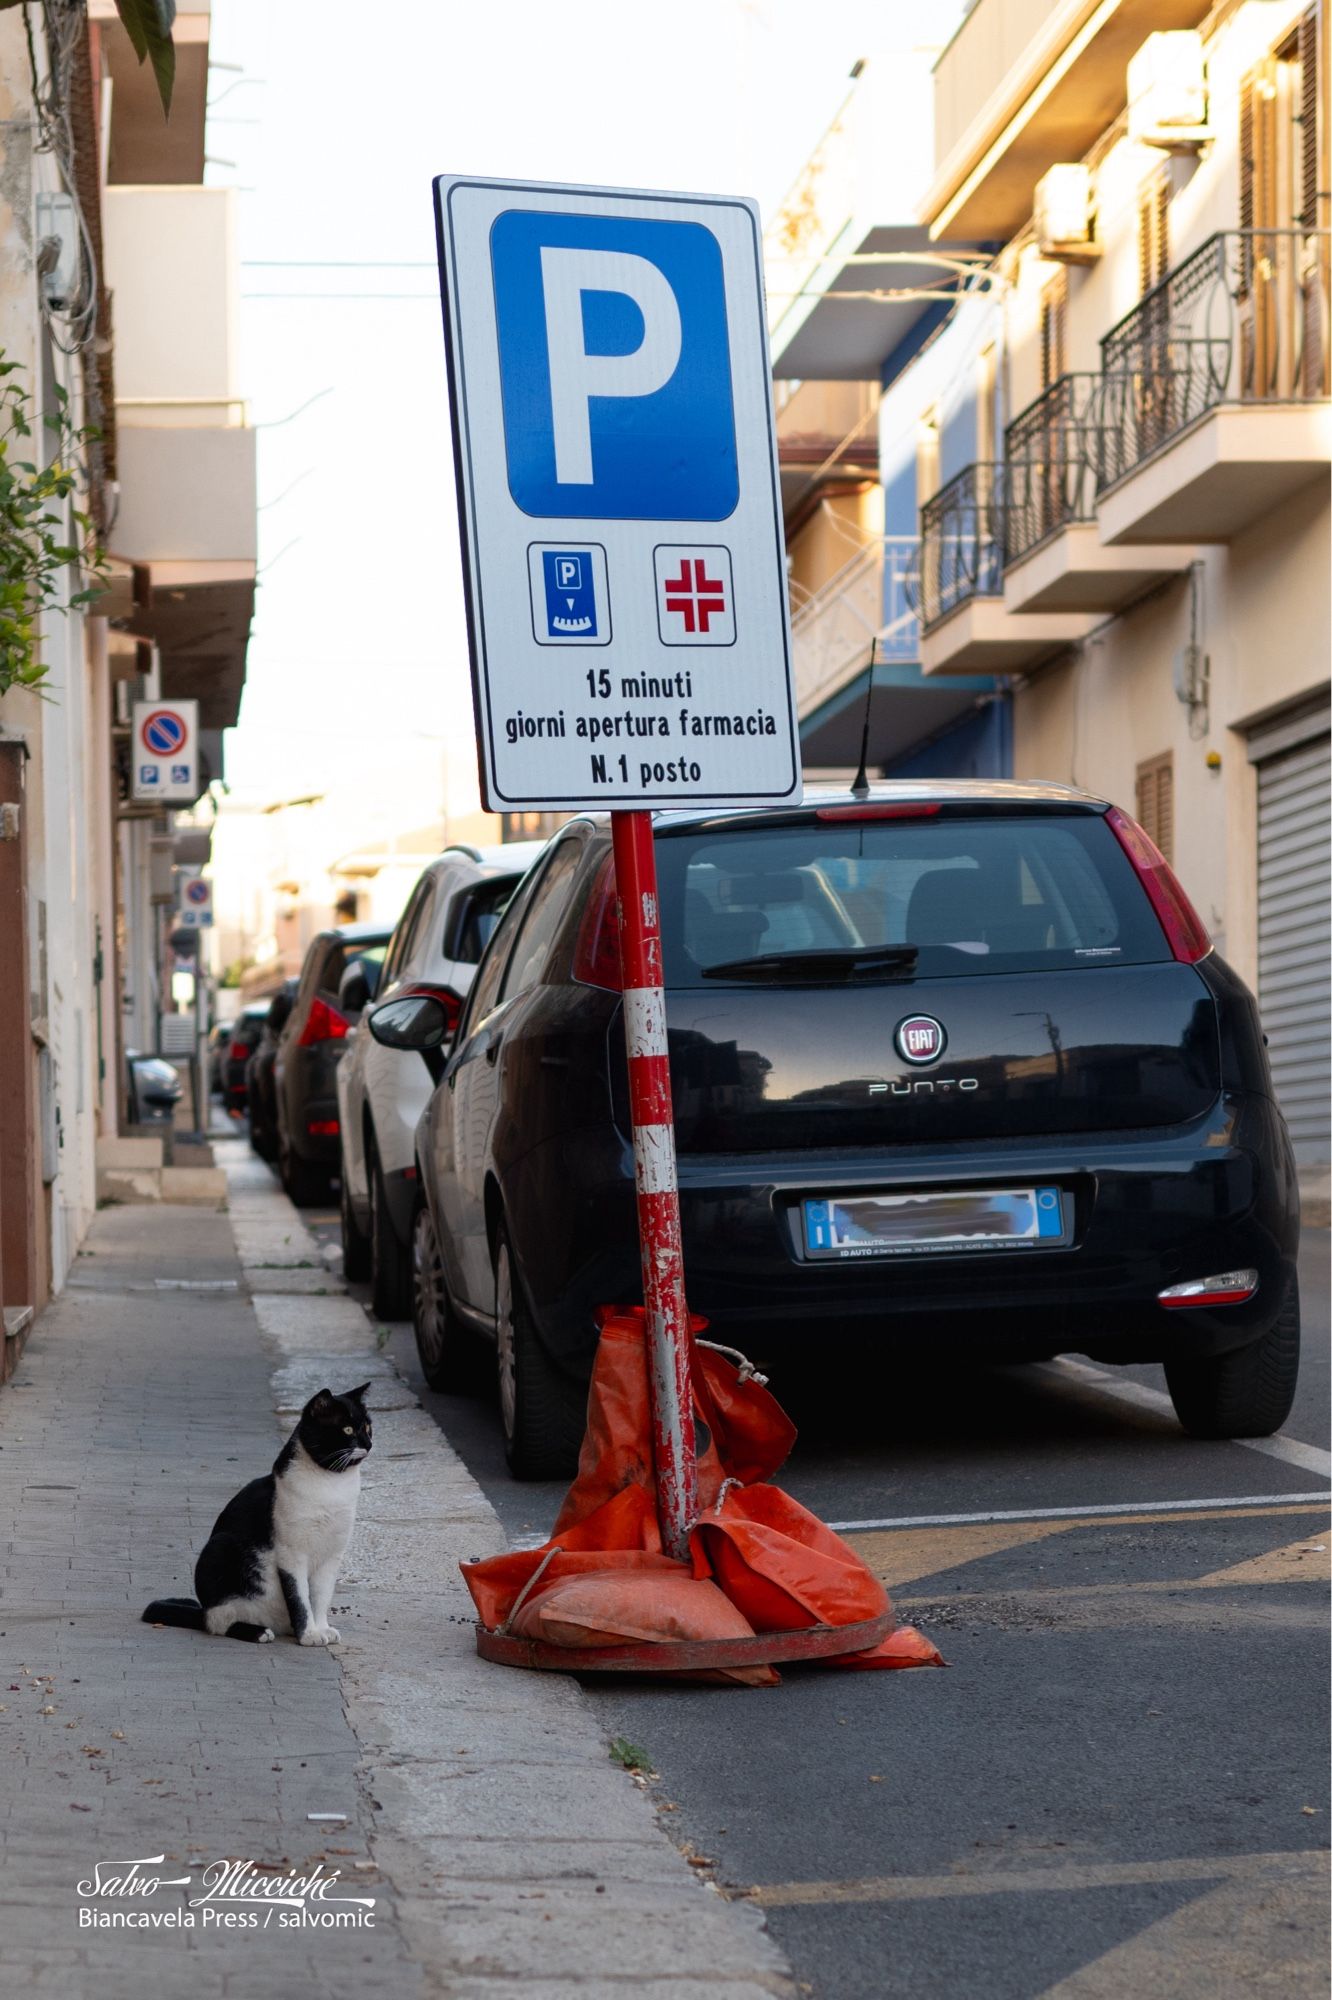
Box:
[303,1186,1330,2000]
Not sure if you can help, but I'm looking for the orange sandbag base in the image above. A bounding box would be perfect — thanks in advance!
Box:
[461,1307,944,1683]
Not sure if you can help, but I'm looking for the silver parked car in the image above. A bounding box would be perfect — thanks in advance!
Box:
[335,841,543,1318]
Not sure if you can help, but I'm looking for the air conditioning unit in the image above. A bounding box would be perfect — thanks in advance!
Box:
[1035,164,1099,263]
[1128,32,1210,149]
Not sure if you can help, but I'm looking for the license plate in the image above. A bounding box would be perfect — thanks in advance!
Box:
[802,1185,1069,1260]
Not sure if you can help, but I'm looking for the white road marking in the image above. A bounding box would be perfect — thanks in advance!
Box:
[825,1494,1331,1532]
[1046,1357,1332,1478]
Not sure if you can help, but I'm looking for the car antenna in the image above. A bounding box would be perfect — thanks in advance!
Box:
[850,639,876,799]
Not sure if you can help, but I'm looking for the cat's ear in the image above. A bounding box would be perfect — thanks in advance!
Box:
[343,1382,372,1404]
[306,1388,336,1418]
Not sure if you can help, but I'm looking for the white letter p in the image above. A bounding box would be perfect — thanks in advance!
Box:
[539,248,682,487]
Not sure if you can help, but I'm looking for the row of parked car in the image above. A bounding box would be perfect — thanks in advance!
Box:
[225,782,1304,1484]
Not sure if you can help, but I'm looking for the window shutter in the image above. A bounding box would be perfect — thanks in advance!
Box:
[1040,273,1067,389]
[1153,175,1170,286]
[1298,5,1329,393]
[1136,754,1175,865]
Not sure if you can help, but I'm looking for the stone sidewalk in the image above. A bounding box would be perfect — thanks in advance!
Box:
[0,1147,793,1999]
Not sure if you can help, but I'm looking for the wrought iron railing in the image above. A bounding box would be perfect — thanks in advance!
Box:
[1099,228,1331,488]
[917,464,1004,630]
[791,535,919,715]
[1003,373,1106,567]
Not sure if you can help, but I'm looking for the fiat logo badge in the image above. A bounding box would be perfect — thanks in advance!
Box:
[895,1015,946,1065]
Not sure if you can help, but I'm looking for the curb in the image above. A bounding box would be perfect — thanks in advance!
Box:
[218,1139,795,1997]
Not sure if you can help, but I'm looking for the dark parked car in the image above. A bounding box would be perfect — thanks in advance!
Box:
[371,782,1301,1479]
[206,1022,233,1095]
[222,1003,271,1118]
[273,922,390,1204]
[127,1051,183,1127]
[246,980,299,1162]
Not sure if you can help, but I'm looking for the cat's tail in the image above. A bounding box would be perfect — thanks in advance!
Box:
[142,1596,206,1630]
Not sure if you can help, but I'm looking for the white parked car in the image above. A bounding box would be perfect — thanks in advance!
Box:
[336,841,544,1316]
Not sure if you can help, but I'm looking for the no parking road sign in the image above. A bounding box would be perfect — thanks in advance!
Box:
[178,875,213,928]
[434,176,799,811]
[133,700,199,802]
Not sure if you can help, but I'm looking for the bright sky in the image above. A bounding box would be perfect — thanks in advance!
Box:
[206,0,957,818]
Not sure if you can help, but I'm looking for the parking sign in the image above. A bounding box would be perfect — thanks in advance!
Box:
[434,177,799,811]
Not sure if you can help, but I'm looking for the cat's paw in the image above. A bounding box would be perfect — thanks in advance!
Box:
[258,1628,275,1644]
[321,1624,342,1646]
[298,1627,327,1647]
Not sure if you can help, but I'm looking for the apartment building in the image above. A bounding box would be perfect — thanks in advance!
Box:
[768,1,1330,1175]
[0,1,256,1351]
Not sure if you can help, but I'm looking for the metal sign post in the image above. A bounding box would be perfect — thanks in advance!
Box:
[434,174,800,1560]
[611,809,697,1558]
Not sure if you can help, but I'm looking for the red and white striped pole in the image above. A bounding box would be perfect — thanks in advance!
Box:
[611,808,698,1562]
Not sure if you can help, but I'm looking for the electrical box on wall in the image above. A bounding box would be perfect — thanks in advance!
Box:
[1035,164,1100,263]
[34,190,80,309]
[1128,33,1210,150]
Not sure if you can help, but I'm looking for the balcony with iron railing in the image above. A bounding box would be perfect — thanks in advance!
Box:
[917,461,1094,672]
[791,535,919,718]
[1096,228,1332,544]
[1001,372,1197,613]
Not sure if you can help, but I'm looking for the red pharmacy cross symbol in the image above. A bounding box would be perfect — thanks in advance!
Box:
[662,558,727,634]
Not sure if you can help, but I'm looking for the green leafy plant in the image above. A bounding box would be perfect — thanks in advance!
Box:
[0,356,107,700]
[609,1737,653,1773]
[0,0,176,114]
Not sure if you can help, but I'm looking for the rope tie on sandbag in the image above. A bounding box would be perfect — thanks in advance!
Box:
[499,1544,562,1634]
[695,1339,768,1387]
[713,1477,743,1515]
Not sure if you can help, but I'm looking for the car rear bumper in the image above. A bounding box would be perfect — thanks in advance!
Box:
[503,1092,1300,1371]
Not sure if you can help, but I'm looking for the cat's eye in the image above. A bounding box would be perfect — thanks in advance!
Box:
[342,1425,353,1435]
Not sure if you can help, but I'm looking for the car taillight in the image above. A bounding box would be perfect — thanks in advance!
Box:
[816,802,942,822]
[308,1118,340,1137]
[1159,1268,1258,1308]
[572,857,621,992]
[298,996,350,1046]
[401,983,463,1034]
[1105,806,1211,964]
[230,1041,253,1061]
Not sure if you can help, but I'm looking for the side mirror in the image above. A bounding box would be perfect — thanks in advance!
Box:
[368,993,450,1052]
[337,963,371,1017]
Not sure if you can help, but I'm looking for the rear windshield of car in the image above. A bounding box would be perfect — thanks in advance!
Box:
[318,938,387,998]
[655,814,1170,985]
[454,878,523,966]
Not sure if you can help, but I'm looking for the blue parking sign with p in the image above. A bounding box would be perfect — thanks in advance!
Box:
[490,212,738,521]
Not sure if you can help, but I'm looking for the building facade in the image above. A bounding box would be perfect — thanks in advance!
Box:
[767,1,1329,1174]
[0,0,257,1354]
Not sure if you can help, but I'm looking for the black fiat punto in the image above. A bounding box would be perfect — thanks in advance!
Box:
[370,782,1301,1478]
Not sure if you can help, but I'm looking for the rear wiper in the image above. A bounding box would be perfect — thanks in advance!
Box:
[700,945,919,983]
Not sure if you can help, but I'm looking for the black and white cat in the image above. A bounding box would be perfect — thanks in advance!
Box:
[143,1385,372,1645]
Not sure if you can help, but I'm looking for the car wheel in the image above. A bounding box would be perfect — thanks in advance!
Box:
[369,1145,413,1320]
[412,1201,484,1393]
[280,1141,329,1208]
[1164,1279,1300,1439]
[493,1223,586,1481]
[340,1165,371,1281]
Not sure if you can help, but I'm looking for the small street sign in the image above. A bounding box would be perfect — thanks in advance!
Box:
[132,700,199,803]
[177,874,213,928]
[433,176,800,812]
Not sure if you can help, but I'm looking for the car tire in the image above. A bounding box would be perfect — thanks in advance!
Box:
[1164,1279,1300,1439]
[280,1141,328,1208]
[493,1223,586,1481]
[340,1166,371,1282]
[412,1200,485,1393]
[369,1144,413,1320]
[250,1099,277,1163]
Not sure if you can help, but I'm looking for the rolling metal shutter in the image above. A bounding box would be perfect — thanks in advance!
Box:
[1254,711,1330,1165]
